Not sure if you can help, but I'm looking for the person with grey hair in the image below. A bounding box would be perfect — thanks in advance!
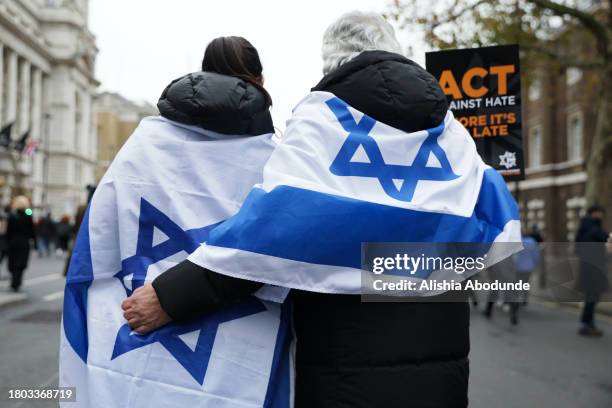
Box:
[126,11,466,407]
[321,11,402,74]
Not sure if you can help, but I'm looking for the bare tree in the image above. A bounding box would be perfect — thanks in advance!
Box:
[389,0,611,224]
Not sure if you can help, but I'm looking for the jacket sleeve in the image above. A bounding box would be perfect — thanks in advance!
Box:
[591,226,609,242]
[152,259,263,322]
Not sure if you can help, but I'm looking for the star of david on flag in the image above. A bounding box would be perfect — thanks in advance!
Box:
[325,97,459,202]
[111,198,267,385]
[113,198,221,296]
[59,116,289,407]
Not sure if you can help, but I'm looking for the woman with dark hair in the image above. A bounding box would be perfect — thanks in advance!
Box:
[201,36,272,105]
[121,35,276,329]
[61,36,281,405]
[158,36,273,136]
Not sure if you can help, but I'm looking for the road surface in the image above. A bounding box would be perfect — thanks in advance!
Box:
[0,255,611,407]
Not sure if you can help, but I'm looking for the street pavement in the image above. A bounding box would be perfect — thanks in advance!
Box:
[0,254,65,408]
[469,300,612,408]
[0,255,611,407]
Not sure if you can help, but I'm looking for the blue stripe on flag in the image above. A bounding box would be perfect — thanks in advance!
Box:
[207,168,518,270]
[63,205,94,362]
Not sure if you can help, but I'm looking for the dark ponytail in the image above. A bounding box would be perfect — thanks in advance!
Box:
[202,36,272,106]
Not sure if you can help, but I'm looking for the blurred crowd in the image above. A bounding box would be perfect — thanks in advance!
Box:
[477,205,610,337]
[0,195,86,292]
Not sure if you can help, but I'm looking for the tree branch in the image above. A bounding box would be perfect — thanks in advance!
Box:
[392,0,488,31]
[526,0,609,53]
[521,43,605,69]
[429,0,489,29]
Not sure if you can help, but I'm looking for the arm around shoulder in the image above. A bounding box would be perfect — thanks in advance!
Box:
[152,259,263,322]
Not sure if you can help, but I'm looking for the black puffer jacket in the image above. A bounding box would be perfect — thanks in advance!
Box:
[314,51,448,133]
[294,51,468,408]
[154,52,469,408]
[157,71,273,135]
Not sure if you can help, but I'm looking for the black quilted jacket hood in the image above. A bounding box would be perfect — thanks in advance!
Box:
[313,50,448,133]
[157,71,274,136]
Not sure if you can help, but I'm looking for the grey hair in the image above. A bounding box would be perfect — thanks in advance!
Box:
[322,11,402,75]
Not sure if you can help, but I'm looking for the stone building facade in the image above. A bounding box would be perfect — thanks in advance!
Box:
[0,0,98,218]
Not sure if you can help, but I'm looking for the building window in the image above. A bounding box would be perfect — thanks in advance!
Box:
[567,111,583,161]
[528,78,542,101]
[529,126,543,167]
[566,196,586,241]
[526,199,546,237]
[566,67,583,86]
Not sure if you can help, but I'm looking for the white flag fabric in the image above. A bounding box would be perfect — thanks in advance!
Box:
[59,116,292,408]
[189,91,522,293]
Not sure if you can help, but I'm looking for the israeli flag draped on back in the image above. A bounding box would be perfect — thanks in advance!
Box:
[59,116,291,407]
[189,91,521,293]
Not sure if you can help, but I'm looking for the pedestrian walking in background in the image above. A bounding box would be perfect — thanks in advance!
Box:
[466,276,479,308]
[484,256,520,325]
[55,215,72,255]
[0,205,9,279]
[35,212,55,258]
[575,205,609,337]
[514,231,540,305]
[6,196,35,292]
[73,203,87,235]
[530,224,544,243]
[63,202,88,276]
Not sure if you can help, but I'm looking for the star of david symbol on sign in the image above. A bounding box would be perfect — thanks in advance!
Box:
[499,150,517,170]
[111,198,265,384]
[325,97,459,202]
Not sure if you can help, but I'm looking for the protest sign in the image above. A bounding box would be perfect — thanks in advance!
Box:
[426,45,524,180]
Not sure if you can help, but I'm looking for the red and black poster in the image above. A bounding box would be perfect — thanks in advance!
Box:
[426,44,524,180]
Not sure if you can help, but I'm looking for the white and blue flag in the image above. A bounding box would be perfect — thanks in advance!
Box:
[59,116,291,407]
[189,92,522,293]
